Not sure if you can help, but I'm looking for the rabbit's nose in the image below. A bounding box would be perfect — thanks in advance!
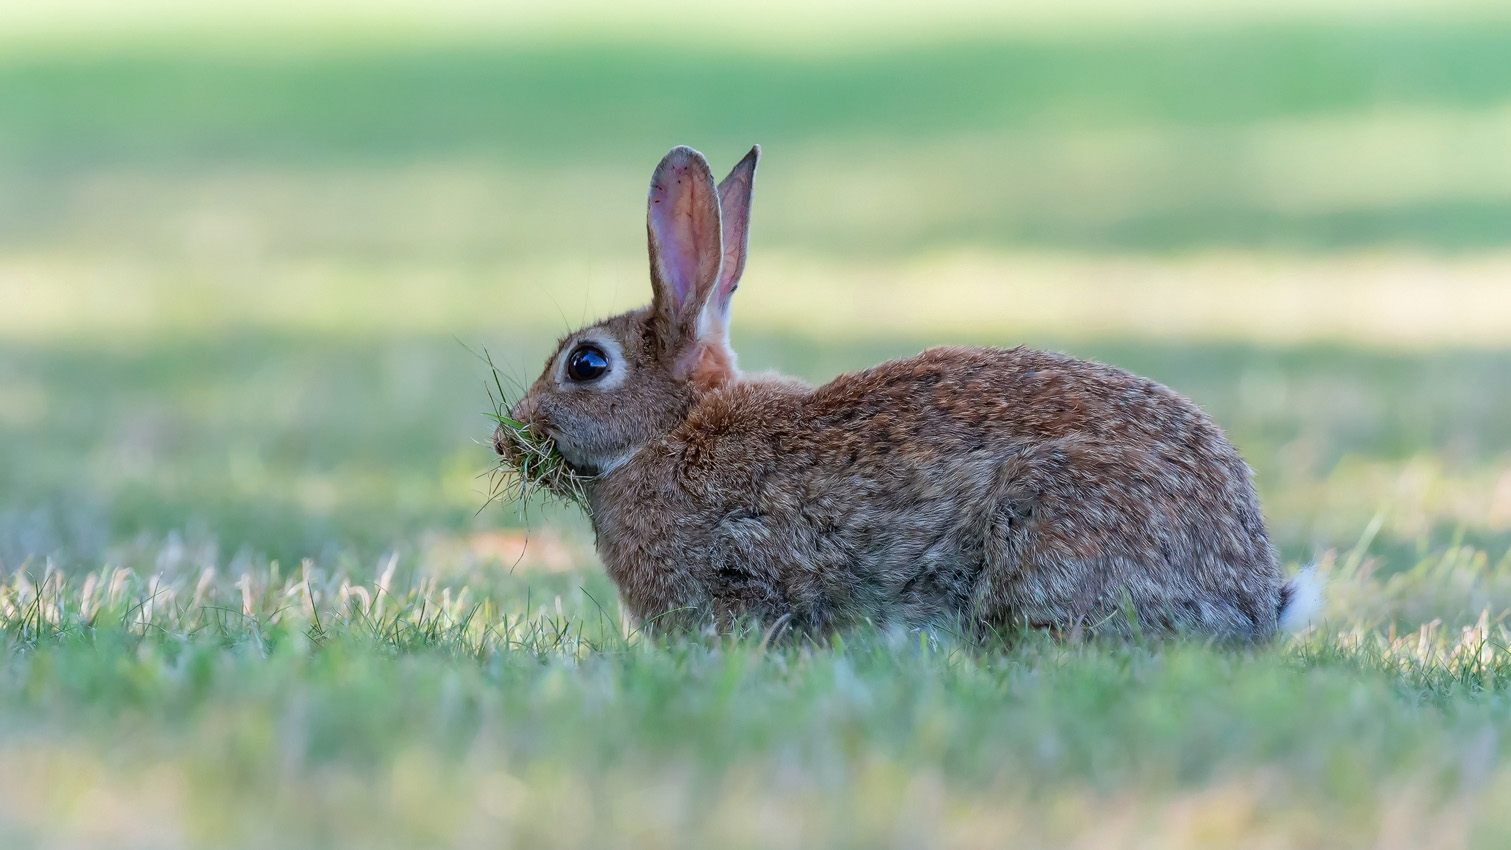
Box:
[496,397,544,456]
[508,396,539,426]
[494,419,546,458]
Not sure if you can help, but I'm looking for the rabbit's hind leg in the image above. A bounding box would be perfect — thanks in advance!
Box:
[966,438,1264,640]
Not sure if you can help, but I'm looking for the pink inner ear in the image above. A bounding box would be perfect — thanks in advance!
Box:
[649,158,719,311]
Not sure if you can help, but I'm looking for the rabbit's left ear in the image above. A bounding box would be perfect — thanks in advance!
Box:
[647,146,724,345]
[705,145,760,335]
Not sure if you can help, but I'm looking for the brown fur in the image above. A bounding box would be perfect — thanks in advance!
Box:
[500,146,1287,640]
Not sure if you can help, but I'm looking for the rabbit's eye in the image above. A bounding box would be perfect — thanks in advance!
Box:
[565,345,610,382]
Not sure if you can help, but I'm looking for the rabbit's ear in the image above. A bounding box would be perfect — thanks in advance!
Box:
[647,146,724,340]
[707,145,760,332]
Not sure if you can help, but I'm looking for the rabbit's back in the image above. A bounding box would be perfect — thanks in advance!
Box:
[590,346,1282,637]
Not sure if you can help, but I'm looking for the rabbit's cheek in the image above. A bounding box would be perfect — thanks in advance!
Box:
[553,442,599,476]
[533,417,586,459]
[544,420,630,476]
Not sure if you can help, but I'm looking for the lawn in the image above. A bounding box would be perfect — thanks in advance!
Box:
[2,3,1510,847]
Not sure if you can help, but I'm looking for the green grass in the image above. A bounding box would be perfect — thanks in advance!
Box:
[3,4,1511,846]
[4,555,1511,847]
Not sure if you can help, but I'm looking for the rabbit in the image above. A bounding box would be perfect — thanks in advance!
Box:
[496,144,1323,640]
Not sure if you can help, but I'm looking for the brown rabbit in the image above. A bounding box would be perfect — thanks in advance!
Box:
[498,145,1322,640]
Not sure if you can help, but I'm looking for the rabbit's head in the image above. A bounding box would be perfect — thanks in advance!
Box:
[501,145,759,477]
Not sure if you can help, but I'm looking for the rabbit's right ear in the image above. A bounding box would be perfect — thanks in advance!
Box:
[705,145,759,338]
[647,146,724,347]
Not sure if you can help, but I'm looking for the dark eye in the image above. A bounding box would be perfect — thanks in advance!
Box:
[565,344,609,382]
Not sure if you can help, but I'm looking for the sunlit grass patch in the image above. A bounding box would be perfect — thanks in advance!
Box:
[5,537,1511,680]
[0,555,624,659]
[5,544,1511,847]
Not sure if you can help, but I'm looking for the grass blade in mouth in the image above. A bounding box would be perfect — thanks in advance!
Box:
[484,363,592,512]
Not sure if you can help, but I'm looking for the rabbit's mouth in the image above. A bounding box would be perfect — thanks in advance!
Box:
[492,417,632,483]
[490,420,592,505]
[548,444,611,479]
[491,423,534,464]
[562,455,599,476]
[571,449,640,478]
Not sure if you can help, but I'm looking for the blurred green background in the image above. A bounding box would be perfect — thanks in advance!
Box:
[3,0,1509,570]
[4,3,1511,848]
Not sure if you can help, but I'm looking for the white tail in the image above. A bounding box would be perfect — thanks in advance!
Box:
[1278,566,1326,632]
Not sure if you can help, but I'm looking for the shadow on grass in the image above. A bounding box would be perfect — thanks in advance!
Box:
[5,24,1511,254]
[5,25,1511,165]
